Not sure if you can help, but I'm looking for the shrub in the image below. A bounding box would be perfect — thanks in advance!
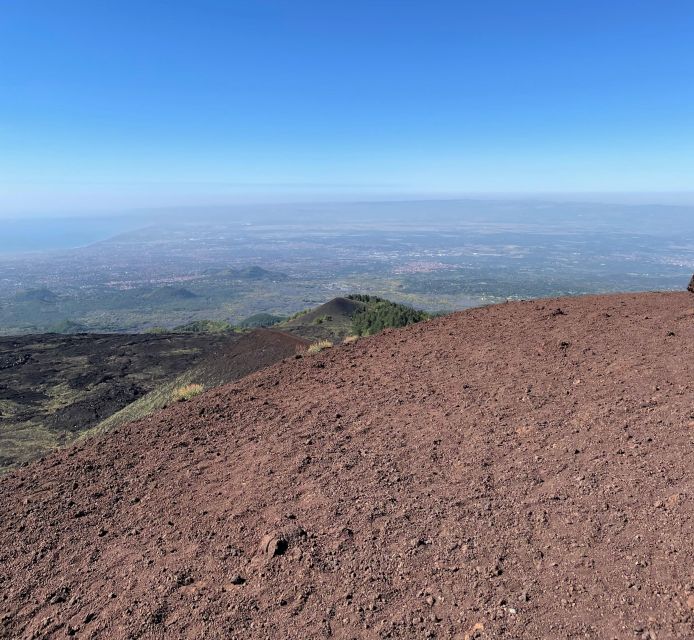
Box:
[172,383,204,402]
[351,300,428,336]
[306,340,333,355]
[145,326,168,334]
[172,320,234,333]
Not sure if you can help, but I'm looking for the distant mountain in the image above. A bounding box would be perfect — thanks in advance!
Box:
[14,288,59,303]
[238,265,287,280]
[280,296,367,341]
[141,286,198,301]
[203,265,288,280]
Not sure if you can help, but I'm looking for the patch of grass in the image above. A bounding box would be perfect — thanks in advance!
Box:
[286,308,310,321]
[161,347,202,357]
[172,383,204,402]
[0,419,73,474]
[306,340,333,355]
[145,326,168,334]
[0,399,22,418]
[342,335,359,344]
[44,379,86,412]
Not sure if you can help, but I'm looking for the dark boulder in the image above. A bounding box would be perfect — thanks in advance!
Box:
[688,274,694,293]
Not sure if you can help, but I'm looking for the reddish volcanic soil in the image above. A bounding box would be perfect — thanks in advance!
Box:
[1,292,693,640]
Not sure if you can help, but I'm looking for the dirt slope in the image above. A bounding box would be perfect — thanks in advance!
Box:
[1,292,693,640]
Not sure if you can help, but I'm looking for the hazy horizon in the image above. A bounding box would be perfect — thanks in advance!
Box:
[3,192,694,222]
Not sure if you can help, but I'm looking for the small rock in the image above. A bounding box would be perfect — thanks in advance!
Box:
[259,534,289,557]
[665,493,682,508]
[229,574,245,585]
[48,587,70,605]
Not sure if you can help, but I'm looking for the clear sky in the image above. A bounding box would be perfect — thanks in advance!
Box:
[1,0,693,214]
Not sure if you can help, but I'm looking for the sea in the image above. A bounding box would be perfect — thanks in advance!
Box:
[0,216,142,254]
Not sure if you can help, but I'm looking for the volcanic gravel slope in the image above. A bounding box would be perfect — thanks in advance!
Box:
[1,292,693,640]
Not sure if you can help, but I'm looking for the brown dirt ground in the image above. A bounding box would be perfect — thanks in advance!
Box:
[0,292,693,640]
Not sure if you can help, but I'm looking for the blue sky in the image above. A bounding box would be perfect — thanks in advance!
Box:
[1,0,693,214]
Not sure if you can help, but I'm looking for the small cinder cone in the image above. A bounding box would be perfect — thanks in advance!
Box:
[688,274,694,293]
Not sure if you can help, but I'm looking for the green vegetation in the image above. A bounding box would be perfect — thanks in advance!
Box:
[238,313,287,328]
[313,314,332,325]
[345,294,379,303]
[348,295,429,336]
[172,319,235,333]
